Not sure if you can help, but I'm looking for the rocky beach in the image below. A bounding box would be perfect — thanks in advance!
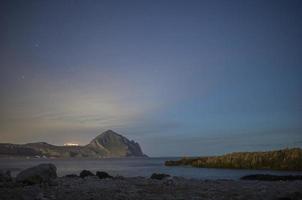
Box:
[1,163,302,200]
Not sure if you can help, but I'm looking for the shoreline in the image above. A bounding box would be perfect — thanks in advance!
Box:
[2,163,302,200]
[2,157,302,181]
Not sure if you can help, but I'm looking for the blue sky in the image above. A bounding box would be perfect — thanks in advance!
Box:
[0,0,301,156]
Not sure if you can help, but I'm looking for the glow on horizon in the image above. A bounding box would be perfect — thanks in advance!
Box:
[64,143,80,147]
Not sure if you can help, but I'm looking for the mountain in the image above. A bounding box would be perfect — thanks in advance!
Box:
[87,130,145,157]
[0,130,146,158]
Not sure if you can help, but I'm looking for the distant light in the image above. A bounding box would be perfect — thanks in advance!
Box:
[64,143,79,146]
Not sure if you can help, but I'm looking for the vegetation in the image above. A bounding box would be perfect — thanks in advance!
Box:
[165,148,302,171]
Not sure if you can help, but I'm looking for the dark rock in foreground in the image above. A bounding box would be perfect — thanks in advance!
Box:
[150,173,170,180]
[16,163,57,185]
[80,170,94,178]
[241,174,302,181]
[0,170,12,182]
[96,171,112,179]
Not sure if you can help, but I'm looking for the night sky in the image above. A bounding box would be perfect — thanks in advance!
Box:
[0,0,302,156]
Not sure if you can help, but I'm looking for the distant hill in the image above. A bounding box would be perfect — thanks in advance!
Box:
[0,130,146,158]
[165,148,302,171]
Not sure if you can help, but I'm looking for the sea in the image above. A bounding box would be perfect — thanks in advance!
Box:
[1,157,302,180]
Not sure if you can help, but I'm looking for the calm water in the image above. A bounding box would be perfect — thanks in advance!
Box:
[1,157,302,180]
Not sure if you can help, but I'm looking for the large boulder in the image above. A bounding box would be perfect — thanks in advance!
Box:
[150,173,170,180]
[0,170,12,182]
[80,170,94,178]
[16,163,57,185]
[96,171,112,179]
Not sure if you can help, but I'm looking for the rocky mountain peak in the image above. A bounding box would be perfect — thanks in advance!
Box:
[87,130,145,157]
